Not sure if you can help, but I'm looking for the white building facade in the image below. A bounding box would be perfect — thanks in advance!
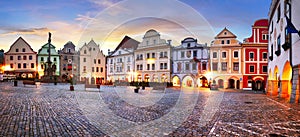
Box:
[172,37,210,87]
[79,39,106,84]
[107,36,140,82]
[134,29,172,82]
[4,37,38,79]
[268,0,300,103]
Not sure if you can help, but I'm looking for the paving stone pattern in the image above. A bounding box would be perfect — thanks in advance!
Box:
[0,82,299,136]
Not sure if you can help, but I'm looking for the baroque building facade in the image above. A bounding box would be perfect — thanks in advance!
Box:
[37,43,60,78]
[58,41,79,82]
[79,39,106,84]
[172,37,210,87]
[242,19,269,91]
[4,37,38,79]
[210,28,243,89]
[134,29,172,82]
[107,36,140,82]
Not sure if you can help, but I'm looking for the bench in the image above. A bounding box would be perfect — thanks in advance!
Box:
[23,80,37,88]
[84,84,100,91]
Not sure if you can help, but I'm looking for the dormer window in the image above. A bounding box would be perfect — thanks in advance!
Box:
[84,50,87,54]
[22,48,26,52]
[16,49,19,52]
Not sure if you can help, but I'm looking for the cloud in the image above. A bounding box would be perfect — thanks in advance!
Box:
[0,27,51,36]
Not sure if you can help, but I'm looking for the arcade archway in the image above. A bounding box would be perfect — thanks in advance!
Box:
[172,75,180,87]
[182,75,194,87]
[281,61,292,100]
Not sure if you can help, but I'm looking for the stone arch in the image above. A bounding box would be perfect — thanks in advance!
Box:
[182,75,195,87]
[172,75,181,87]
[281,61,292,100]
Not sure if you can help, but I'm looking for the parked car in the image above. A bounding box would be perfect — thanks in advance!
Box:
[210,83,218,90]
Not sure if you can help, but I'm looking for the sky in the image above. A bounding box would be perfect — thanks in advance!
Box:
[0,0,271,55]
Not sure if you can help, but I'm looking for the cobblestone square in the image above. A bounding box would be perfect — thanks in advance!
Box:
[0,81,299,136]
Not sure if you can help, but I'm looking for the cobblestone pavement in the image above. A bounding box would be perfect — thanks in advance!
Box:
[0,81,299,136]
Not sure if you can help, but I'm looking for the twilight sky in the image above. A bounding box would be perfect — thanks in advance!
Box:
[0,0,271,55]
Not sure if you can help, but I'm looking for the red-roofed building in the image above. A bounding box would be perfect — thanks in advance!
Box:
[242,19,269,91]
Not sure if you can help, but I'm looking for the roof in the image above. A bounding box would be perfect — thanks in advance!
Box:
[108,36,140,56]
[5,37,36,54]
[253,19,268,27]
[143,29,160,38]
[215,27,237,39]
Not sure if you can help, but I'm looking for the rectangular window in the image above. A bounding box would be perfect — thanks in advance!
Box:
[152,53,155,58]
[221,40,224,44]
[221,62,227,71]
[18,63,21,68]
[83,66,86,72]
[54,58,56,61]
[16,49,19,52]
[212,63,218,71]
[185,63,190,71]
[152,64,155,70]
[101,67,103,72]
[234,51,238,58]
[147,64,150,70]
[262,66,267,73]
[233,62,239,71]
[277,5,281,22]
[147,53,150,59]
[140,65,143,70]
[192,63,197,70]
[263,52,268,59]
[23,63,27,68]
[68,48,71,53]
[127,66,130,72]
[94,59,96,64]
[226,40,230,44]
[98,59,101,64]
[202,62,207,70]
[160,63,163,70]
[18,56,21,60]
[110,59,113,64]
[83,58,86,62]
[213,52,217,58]
[250,66,255,72]
[137,65,139,70]
[128,57,131,62]
[160,52,163,58]
[41,64,44,69]
[31,63,34,68]
[222,52,226,58]
[110,67,113,73]
[262,34,269,40]
[164,63,167,69]
[92,67,94,72]
[193,50,197,57]
[96,67,99,72]
[10,64,13,69]
[23,56,27,60]
[22,48,25,52]
[181,51,185,58]
[250,52,254,59]
[29,55,32,60]
[10,56,13,60]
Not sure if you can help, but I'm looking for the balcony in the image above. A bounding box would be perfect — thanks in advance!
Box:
[282,42,291,51]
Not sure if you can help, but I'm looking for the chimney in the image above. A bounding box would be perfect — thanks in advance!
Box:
[167,40,172,45]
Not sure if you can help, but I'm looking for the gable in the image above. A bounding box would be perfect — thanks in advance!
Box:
[5,37,36,54]
[215,28,237,39]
